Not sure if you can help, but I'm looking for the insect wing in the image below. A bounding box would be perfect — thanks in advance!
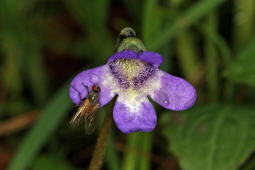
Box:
[70,107,84,127]
[70,99,89,127]
[84,111,98,134]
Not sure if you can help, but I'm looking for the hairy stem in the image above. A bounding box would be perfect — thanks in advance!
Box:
[88,103,113,170]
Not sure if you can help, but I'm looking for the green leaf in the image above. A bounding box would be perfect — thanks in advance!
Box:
[161,104,255,170]
[7,84,72,170]
[224,37,255,86]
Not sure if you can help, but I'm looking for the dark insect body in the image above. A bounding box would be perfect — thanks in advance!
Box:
[70,84,101,134]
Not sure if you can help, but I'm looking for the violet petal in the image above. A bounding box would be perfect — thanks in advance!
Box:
[113,96,157,133]
[150,70,197,111]
[107,50,138,62]
[69,65,115,106]
[138,51,163,67]
[108,50,163,68]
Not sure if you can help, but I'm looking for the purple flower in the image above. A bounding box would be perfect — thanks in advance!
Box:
[69,50,197,133]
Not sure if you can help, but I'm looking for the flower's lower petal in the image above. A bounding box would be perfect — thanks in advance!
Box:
[150,70,197,111]
[69,65,115,107]
[138,51,163,67]
[113,96,157,133]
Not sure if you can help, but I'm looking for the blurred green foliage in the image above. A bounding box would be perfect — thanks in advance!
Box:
[225,37,255,86]
[31,154,80,170]
[161,104,255,170]
[0,0,254,170]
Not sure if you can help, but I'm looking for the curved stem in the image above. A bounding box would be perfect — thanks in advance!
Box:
[88,103,113,170]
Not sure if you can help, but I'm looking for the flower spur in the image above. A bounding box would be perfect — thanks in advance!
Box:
[69,27,197,133]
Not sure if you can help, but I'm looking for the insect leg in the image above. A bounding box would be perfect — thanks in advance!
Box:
[71,86,82,100]
[71,86,84,106]
[82,82,89,93]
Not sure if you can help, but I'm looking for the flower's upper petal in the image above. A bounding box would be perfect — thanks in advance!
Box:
[69,65,115,106]
[138,51,163,67]
[113,95,157,133]
[108,50,138,63]
[150,70,197,111]
[108,50,163,68]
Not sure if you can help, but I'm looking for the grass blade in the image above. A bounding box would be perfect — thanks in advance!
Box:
[8,83,72,170]
[148,0,226,50]
[205,14,219,101]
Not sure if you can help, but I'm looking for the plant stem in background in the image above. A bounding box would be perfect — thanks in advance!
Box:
[200,18,233,102]
[88,103,113,170]
[176,30,201,85]
[105,133,120,170]
[122,133,140,170]
[233,0,255,52]
[142,0,160,48]
[205,14,219,102]
[138,133,152,170]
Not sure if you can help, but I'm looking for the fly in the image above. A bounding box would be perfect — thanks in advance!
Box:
[70,83,101,134]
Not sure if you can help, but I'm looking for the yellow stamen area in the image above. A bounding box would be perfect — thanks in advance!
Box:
[115,59,145,80]
[115,59,148,101]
